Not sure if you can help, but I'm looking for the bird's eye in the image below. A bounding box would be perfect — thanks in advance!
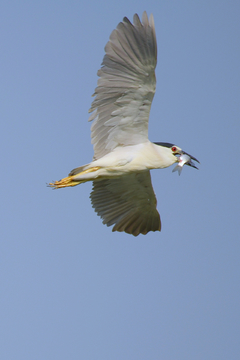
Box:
[172,146,177,152]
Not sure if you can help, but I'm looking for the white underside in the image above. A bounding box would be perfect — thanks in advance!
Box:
[73,141,177,182]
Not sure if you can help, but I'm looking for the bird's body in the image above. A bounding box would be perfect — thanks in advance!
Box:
[54,142,178,188]
[49,12,199,236]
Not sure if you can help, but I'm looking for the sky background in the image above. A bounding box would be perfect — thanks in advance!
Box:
[0,1,240,359]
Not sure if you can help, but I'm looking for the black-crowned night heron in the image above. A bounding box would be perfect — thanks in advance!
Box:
[49,12,199,236]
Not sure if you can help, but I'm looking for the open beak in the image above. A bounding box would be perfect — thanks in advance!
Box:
[182,151,200,170]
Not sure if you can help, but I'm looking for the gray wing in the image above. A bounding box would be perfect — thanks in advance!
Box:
[88,12,157,160]
[90,171,161,236]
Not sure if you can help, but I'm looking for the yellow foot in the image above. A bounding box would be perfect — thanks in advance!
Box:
[48,166,101,189]
[48,175,80,189]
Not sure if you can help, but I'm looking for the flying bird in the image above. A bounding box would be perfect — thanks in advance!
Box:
[49,12,199,236]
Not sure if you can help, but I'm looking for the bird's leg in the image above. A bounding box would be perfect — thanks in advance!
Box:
[48,166,101,189]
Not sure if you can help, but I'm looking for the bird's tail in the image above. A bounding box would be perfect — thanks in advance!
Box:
[48,165,101,189]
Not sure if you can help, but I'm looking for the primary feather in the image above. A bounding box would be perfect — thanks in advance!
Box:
[88,12,157,160]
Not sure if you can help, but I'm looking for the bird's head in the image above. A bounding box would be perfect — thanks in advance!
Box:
[154,142,200,172]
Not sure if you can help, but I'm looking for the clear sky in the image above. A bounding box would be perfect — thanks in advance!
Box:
[0,1,239,359]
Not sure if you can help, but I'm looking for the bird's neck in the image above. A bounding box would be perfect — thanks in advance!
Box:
[151,143,177,169]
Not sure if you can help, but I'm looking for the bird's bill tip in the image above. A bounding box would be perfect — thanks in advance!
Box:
[186,161,199,170]
[182,151,200,165]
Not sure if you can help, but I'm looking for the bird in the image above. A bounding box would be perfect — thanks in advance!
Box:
[49,11,199,236]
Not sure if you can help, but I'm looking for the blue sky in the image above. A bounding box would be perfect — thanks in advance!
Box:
[0,1,240,359]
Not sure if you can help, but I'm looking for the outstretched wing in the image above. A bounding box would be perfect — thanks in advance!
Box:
[90,171,161,236]
[88,12,157,160]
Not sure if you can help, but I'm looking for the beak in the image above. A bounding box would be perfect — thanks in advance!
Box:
[182,151,200,170]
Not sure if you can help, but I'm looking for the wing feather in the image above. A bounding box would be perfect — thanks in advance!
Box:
[90,171,161,236]
[88,12,157,159]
